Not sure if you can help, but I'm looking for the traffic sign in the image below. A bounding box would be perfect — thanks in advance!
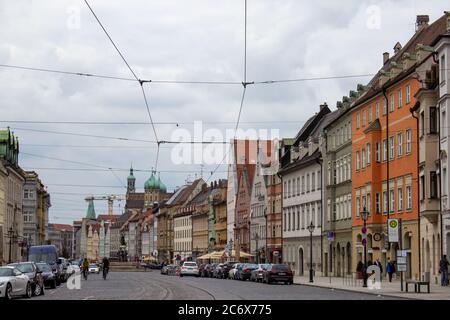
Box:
[397,257,407,264]
[388,219,399,242]
[362,239,367,246]
[362,227,367,234]
[397,264,407,272]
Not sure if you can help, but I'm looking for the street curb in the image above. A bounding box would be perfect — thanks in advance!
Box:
[293,282,421,300]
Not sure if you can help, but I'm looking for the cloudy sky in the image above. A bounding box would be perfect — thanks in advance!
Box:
[0,0,447,224]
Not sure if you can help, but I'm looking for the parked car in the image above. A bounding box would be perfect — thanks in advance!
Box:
[67,262,80,275]
[28,245,63,285]
[213,263,224,278]
[221,261,238,279]
[8,262,45,296]
[250,264,271,282]
[36,262,57,289]
[0,266,32,300]
[228,263,240,279]
[233,263,245,280]
[197,263,206,276]
[88,263,100,274]
[179,261,199,277]
[206,263,217,278]
[262,264,293,285]
[238,263,258,281]
[201,264,210,277]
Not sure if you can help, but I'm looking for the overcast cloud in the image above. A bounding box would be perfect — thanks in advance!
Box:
[0,0,446,223]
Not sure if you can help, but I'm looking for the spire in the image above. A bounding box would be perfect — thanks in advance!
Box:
[86,199,96,219]
[127,163,136,194]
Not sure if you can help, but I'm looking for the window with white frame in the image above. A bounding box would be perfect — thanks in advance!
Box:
[376,102,380,119]
[375,192,380,214]
[366,143,371,165]
[306,174,310,192]
[297,177,300,196]
[398,89,402,108]
[288,180,291,197]
[356,196,360,217]
[383,139,387,161]
[397,133,403,156]
[406,85,411,104]
[440,54,446,83]
[406,185,412,210]
[356,112,360,129]
[390,136,395,160]
[317,170,321,190]
[383,99,387,115]
[406,129,411,154]
[362,111,366,127]
[376,142,380,162]
[390,189,395,213]
[368,106,373,123]
[362,148,366,168]
[383,191,388,214]
[302,176,305,194]
[311,172,316,191]
[356,151,360,170]
[397,187,403,211]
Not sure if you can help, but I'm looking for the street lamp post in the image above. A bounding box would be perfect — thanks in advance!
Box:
[360,206,369,288]
[253,232,260,264]
[7,227,14,264]
[307,221,315,283]
[27,235,32,261]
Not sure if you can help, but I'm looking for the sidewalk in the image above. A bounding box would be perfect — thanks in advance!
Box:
[293,275,450,300]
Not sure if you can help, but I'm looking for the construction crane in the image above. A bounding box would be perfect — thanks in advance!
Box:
[85,194,126,216]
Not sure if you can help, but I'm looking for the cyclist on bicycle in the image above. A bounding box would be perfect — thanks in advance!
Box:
[82,258,89,280]
[102,257,110,279]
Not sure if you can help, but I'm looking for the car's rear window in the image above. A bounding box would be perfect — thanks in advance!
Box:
[272,264,290,271]
[183,262,197,267]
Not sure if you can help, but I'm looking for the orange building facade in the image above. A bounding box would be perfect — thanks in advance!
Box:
[351,75,420,280]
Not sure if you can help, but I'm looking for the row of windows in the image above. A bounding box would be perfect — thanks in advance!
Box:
[355,184,412,217]
[174,217,190,228]
[355,84,412,129]
[283,171,321,199]
[327,194,352,222]
[328,120,352,149]
[251,225,266,240]
[355,130,412,171]
[174,242,191,252]
[327,154,351,185]
[283,201,322,232]
[251,203,265,218]
[175,229,191,239]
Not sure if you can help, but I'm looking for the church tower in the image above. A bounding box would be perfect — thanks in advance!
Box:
[127,165,136,194]
[144,171,167,208]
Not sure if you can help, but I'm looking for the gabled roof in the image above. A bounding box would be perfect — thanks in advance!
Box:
[353,14,448,107]
[97,214,120,222]
[279,149,321,175]
[364,118,382,133]
[293,105,331,146]
[49,224,73,232]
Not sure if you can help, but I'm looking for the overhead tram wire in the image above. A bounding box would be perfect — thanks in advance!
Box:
[206,0,250,183]
[83,0,161,171]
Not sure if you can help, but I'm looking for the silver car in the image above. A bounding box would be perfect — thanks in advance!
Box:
[179,262,199,277]
[0,266,32,300]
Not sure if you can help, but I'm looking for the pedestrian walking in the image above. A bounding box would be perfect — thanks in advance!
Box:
[439,255,449,286]
[386,258,395,282]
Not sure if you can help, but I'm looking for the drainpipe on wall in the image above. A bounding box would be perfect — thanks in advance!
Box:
[410,104,422,279]
[382,87,390,253]
[316,156,324,275]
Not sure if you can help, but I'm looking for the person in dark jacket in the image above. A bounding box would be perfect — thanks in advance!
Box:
[439,255,449,286]
[386,258,395,282]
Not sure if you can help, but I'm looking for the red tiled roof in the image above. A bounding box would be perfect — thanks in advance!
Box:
[354,14,448,107]
[97,214,120,222]
[50,223,73,232]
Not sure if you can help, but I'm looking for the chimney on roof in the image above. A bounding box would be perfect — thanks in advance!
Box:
[320,102,327,110]
[394,42,402,54]
[416,15,429,31]
[202,183,207,192]
[383,52,390,65]
[446,11,450,32]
